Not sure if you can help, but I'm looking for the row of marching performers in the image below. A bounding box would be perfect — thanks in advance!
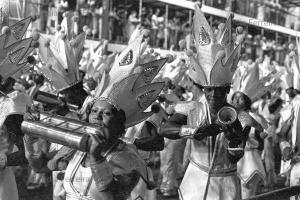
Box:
[1,3,300,200]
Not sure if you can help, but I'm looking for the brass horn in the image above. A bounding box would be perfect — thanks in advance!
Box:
[217,106,238,126]
[21,113,104,152]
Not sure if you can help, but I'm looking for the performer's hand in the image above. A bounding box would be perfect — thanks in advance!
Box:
[193,124,222,141]
[87,127,110,163]
[223,120,243,141]
[24,107,40,121]
[282,146,292,161]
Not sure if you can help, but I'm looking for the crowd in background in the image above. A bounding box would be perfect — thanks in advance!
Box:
[3,0,300,199]
[9,35,297,197]
[20,0,297,64]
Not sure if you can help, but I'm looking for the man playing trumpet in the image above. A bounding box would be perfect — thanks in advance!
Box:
[159,3,263,200]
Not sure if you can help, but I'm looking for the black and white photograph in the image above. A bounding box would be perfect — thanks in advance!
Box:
[0,0,300,199]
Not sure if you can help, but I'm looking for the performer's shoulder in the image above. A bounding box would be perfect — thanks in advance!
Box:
[173,100,205,114]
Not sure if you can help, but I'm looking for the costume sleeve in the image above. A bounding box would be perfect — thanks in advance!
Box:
[133,113,165,151]
[134,121,164,151]
[169,113,191,137]
[90,160,114,192]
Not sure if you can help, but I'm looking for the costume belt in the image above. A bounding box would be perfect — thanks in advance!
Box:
[244,147,260,152]
[66,193,94,200]
[190,158,237,177]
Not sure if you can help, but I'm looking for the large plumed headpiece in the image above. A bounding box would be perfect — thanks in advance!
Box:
[231,61,281,102]
[187,3,244,87]
[92,28,168,127]
[0,17,34,83]
[37,31,86,93]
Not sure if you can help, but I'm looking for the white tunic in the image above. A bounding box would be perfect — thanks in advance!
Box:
[176,101,241,200]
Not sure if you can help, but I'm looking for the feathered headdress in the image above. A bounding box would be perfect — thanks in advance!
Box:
[187,3,243,87]
[232,61,280,102]
[37,31,86,93]
[83,40,116,82]
[92,28,168,127]
[94,28,163,97]
[96,72,165,128]
[0,17,34,83]
[94,58,168,128]
[92,55,168,128]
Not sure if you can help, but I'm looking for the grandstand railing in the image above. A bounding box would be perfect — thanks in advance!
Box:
[157,0,300,37]
[42,34,183,57]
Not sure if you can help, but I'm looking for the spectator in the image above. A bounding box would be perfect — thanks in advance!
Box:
[156,14,165,47]
[78,0,92,33]
[151,8,160,46]
[141,7,151,29]
[89,0,101,39]
[126,10,140,42]
[257,0,265,21]
[55,0,69,23]
[169,16,181,50]
[38,0,51,32]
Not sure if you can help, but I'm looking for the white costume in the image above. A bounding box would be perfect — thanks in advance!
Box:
[169,4,256,200]
[230,60,279,197]
[279,44,300,199]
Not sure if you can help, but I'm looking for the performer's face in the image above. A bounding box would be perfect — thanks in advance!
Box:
[232,92,248,111]
[89,100,115,128]
[202,86,228,109]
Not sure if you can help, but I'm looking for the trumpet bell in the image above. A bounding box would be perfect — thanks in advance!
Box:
[217,106,238,125]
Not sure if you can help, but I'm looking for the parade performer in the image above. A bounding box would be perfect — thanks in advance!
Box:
[0,17,35,200]
[116,27,172,200]
[24,30,168,199]
[159,3,264,200]
[230,60,278,198]
[279,39,300,200]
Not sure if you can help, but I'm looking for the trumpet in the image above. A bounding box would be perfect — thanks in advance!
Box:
[21,113,103,152]
[217,106,265,135]
[216,106,246,140]
[217,106,238,126]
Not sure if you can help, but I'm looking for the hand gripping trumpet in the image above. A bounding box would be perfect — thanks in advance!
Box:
[21,113,104,152]
[217,106,264,134]
[216,106,246,141]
